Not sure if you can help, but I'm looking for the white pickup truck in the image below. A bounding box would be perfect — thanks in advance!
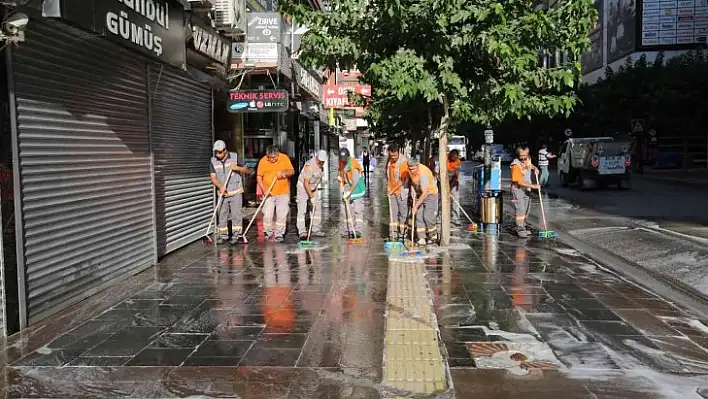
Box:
[557,137,632,189]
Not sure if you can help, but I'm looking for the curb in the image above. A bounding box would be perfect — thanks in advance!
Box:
[508,206,708,319]
[642,175,708,190]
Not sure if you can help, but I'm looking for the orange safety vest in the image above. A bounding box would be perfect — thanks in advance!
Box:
[410,164,439,195]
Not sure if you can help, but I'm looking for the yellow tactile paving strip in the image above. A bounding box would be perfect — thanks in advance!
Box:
[383,259,448,395]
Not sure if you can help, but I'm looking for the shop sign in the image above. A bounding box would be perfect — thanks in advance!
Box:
[322,84,371,108]
[228,89,289,113]
[189,17,231,67]
[54,0,187,68]
[293,62,321,100]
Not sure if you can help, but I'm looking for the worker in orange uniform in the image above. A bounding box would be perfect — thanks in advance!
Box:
[257,146,295,242]
[447,149,463,226]
[387,144,410,242]
[339,147,366,238]
[408,158,439,245]
[510,146,539,238]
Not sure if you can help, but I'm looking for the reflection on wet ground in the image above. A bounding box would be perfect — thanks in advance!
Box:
[1,167,708,398]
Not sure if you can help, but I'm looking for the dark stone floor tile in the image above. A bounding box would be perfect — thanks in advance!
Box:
[210,326,265,340]
[49,333,113,351]
[445,342,471,359]
[67,356,130,366]
[448,357,476,367]
[83,327,164,357]
[114,299,164,310]
[256,333,308,349]
[440,327,491,343]
[193,340,253,357]
[183,356,243,366]
[14,349,84,366]
[150,333,209,348]
[296,342,343,367]
[613,310,683,337]
[580,320,642,336]
[240,348,302,366]
[125,348,193,366]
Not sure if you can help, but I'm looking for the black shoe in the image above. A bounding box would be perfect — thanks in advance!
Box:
[299,235,308,241]
[216,237,227,245]
[264,233,273,241]
[355,231,363,238]
[275,236,285,243]
[312,232,326,238]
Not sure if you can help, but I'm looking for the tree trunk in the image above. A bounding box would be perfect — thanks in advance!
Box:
[438,96,451,246]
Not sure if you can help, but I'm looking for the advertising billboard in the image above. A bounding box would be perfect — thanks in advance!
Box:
[607,0,637,63]
[228,89,289,113]
[638,0,708,49]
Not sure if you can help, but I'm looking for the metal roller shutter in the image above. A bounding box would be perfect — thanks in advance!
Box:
[11,21,155,324]
[150,66,212,256]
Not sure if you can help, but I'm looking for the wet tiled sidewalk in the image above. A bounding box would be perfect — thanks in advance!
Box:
[1,167,708,398]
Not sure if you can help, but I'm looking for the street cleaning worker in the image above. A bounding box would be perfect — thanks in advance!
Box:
[538,143,556,188]
[447,149,462,226]
[408,158,439,245]
[296,150,328,240]
[510,146,540,238]
[386,143,410,242]
[257,146,295,243]
[210,140,249,244]
[339,147,366,238]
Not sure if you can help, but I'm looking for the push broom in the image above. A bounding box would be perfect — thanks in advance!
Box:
[236,177,277,244]
[203,169,234,245]
[535,173,557,239]
[344,196,364,244]
[384,193,404,251]
[449,193,478,232]
[298,182,321,248]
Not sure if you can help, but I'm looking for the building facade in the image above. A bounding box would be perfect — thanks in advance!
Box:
[0,0,234,336]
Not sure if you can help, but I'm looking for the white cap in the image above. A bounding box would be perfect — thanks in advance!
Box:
[213,140,226,151]
[316,150,328,162]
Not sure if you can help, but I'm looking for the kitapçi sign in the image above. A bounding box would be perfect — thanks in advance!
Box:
[227,89,289,113]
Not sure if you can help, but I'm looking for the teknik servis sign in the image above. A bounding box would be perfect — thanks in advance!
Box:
[228,89,289,113]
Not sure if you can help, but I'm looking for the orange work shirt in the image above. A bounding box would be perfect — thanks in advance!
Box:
[410,164,439,195]
[387,159,410,194]
[447,158,462,174]
[257,153,294,196]
[339,157,363,188]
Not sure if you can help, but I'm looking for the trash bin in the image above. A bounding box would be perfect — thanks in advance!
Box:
[480,191,503,224]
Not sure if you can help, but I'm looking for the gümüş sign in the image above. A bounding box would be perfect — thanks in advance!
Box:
[56,0,187,68]
[228,89,289,113]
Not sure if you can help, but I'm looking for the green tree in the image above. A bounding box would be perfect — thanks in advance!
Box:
[283,0,597,245]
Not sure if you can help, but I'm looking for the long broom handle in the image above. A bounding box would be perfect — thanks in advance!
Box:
[388,191,394,230]
[534,171,549,231]
[205,169,234,236]
[411,194,416,244]
[449,193,475,225]
[306,181,321,241]
[242,177,278,237]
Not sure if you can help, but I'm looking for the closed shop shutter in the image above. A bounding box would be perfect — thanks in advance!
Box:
[11,21,155,324]
[150,66,212,257]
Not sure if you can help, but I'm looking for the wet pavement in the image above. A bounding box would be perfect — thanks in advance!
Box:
[1,161,708,398]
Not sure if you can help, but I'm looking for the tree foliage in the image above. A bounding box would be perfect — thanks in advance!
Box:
[497,51,708,149]
[283,0,597,125]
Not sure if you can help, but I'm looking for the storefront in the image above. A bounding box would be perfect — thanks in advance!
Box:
[0,0,225,334]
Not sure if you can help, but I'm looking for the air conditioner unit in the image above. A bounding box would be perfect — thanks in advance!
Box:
[213,0,245,35]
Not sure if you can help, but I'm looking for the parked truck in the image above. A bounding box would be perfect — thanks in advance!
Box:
[448,135,468,160]
[557,137,632,189]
